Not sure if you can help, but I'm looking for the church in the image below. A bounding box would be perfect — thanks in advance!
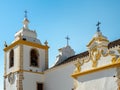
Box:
[3,13,120,90]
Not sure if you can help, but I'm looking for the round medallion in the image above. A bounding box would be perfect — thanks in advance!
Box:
[8,72,15,84]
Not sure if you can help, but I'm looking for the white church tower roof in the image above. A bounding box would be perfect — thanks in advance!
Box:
[13,11,41,44]
[54,36,75,66]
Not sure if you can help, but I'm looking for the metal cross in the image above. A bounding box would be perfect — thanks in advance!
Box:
[96,21,101,32]
[24,10,28,18]
[65,36,70,46]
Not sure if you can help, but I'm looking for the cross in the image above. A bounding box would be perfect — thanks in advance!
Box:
[96,21,101,27]
[65,36,70,46]
[24,10,28,18]
[96,21,101,32]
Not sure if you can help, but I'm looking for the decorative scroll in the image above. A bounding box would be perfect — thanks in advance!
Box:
[101,49,109,57]
[89,47,101,68]
[109,50,120,63]
[74,58,84,73]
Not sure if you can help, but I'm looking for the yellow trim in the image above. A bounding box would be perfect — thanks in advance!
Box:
[87,37,109,47]
[87,38,95,47]
[4,40,49,51]
[71,62,120,78]
[4,69,44,77]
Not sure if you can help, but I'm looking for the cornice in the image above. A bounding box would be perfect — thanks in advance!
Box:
[4,39,49,51]
[71,62,120,78]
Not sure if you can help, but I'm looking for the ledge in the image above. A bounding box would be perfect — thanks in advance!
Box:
[4,39,49,51]
[71,62,120,78]
[4,69,44,77]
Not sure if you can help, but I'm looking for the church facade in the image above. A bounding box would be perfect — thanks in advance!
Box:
[3,15,120,90]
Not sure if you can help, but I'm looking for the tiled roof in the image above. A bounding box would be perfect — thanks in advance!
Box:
[54,39,120,67]
[108,39,120,49]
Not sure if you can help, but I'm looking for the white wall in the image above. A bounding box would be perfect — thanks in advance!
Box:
[76,68,117,90]
[5,73,17,90]
[23,45,46,72]
[44,63,75,90]
[6,45,20,75]
[23,72,44,90]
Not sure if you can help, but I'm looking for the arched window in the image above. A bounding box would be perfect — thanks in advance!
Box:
[9,49,14,68]
[30,49,39,67]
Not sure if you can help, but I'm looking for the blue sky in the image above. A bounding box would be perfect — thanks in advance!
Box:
[0,0,120,89]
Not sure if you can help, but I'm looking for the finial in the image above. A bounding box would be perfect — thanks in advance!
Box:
[24,10,28,18]
[23,10,29,29]
[4,41,7,47]
[44,40,48,46]
[65,36,70,46]
[96,21,101,32]
[18,33,22,40]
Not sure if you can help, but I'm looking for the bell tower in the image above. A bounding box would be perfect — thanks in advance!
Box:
[4,12,49,90]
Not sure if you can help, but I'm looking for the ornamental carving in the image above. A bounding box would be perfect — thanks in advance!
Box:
[89,47,101,68]
[109,50,120,63]
[74,58,84,73]
[101,48,109,57]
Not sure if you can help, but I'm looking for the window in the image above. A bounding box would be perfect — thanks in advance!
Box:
[9,49,14,68]
[30,49,39,67]
[37,83,43,90]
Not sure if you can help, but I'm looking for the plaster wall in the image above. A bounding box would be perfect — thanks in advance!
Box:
[23,45,46,72]
[81,55,113,72]
[44,63,75,90]
[6,45,20,74]
[76,68,117,90]
[22,72,44,90]
[5,73,18,90]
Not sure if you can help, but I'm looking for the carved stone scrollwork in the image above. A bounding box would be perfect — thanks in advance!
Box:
[109,50,120,63]
[74,58,84,73]
[117,49,120,54]
[101,49,109,57]
[89,47,101,68]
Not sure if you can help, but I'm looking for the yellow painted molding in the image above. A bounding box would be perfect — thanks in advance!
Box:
[87,38,95,47]
[4,40,49,51]
[4,69,44,77]
[87,37,109,47]
[71,62,120,78]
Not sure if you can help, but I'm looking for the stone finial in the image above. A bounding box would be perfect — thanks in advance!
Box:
[44,40,48,46]
[18,33,22,40]
[4,41,7,47]
[23,10,29,29]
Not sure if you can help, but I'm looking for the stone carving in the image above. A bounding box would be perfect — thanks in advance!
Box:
[109,50,120,63]
[74,58,84,73]
[89,47,101,68]
[101,48,120,63]
[101,48,109,57]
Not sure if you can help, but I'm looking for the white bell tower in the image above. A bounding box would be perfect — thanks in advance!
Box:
[4,11,49,90]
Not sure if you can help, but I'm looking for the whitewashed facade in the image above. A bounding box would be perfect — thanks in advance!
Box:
[4,16,120,90]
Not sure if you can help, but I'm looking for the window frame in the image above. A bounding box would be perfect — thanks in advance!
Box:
[36,82,43,90]
[9,49,14,68]
[30,48,39,67]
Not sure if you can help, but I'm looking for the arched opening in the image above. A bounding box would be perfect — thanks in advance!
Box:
[30,49,39,67]
[9,49,14,68]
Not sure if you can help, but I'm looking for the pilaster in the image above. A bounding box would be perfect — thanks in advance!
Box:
[17,45,23,90]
